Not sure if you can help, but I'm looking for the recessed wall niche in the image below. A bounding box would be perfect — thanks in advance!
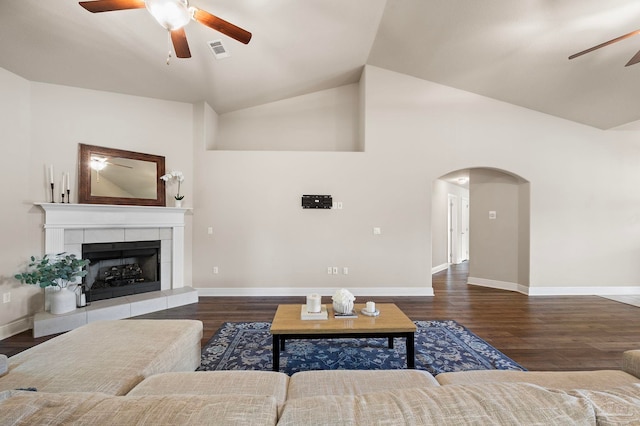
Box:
[195,82,364,152]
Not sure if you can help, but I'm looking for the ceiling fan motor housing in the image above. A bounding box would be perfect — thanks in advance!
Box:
[145,0,191,30]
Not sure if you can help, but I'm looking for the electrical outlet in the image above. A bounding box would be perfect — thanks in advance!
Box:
[332,266,338,275]
[373,227,382,235]
[343,267,349,275]
[213,266,219,274]
[207,227,213,235]
[327,266,333,275]
[2,292,10,303]
[336,202,343,210]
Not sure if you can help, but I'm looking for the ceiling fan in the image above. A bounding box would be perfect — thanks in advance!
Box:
[79,0,252,61]
[569,29,640,66]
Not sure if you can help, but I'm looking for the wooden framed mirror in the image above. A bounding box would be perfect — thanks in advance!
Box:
[78,144,166,206]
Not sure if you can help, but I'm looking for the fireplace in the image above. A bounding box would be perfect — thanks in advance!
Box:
[82,240,161,302]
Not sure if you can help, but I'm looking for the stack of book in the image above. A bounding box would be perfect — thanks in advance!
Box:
[300,304,328,320]
[333,310,358,319]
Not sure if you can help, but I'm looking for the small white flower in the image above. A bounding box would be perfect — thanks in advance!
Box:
[160,170,185,200]
[332,288,355,303]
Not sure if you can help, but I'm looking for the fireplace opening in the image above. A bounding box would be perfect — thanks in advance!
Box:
[82,240,161,302]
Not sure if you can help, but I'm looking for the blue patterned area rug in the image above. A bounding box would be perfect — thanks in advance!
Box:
[198,320,525,376]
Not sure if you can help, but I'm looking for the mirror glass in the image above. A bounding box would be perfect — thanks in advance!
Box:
[79,144,166,206]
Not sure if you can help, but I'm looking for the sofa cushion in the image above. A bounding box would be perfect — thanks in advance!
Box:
[0,319,203,395]
[622,350,640,379]
[436,369,640,390]
[278,383,595,425]
[288,370,439,400]
[0,355,7,377]
[0,390,278,426]
[567,384,640,425]
[128,371,289,409]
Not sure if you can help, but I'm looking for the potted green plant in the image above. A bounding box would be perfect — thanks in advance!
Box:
[15,253,90,314]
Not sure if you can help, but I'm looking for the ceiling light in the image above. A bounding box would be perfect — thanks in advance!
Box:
[145,0,192,31]
[90,157,107,171]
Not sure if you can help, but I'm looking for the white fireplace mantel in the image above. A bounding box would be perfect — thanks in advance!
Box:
[35,203,189,289]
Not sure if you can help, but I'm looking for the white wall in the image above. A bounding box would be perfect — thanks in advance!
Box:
[215,84,361,151]
[363,65,640,291]
[468,169,522,285]
[191,64,640,297]
[0,68,41,335]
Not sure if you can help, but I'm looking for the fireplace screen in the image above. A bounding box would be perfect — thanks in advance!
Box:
[82,240,161,302]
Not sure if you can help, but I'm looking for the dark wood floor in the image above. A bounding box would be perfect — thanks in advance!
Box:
[2,263,640,371]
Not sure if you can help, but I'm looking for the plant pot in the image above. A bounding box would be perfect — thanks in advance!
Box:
[50,286,77,315]
[332,300,354,315]
[174,199,183,208]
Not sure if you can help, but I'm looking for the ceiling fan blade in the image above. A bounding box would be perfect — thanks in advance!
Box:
[569,29,640,60]
[79,0,146,13]
[171,28,191,58]
[106,162,133,169]
[192,8,252,45]
[625,49,640,67]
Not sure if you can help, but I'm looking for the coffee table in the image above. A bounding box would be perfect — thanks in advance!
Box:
[269,303,416,372]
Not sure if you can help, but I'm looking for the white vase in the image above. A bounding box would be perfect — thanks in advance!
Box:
[333,300,354,314]
[174,199,183,208]
[49,286,77,315]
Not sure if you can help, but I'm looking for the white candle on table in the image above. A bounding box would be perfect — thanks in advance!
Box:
[49,165,54,184]
[306,293,321,313]
[366,301,375,313]
[66,173,70,190]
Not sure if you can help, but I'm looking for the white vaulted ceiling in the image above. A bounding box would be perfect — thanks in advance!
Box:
[2,0,640,129]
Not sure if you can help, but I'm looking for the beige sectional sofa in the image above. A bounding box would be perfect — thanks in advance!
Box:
[1,320,640,425]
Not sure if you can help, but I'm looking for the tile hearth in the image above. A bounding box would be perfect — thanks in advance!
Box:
[33,287,198,338]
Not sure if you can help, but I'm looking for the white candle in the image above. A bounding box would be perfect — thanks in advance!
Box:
[61,174,65,193]
[66,172,70,190]
[366,301,375,313]
[306,293,322,313]
[49,165,54,184]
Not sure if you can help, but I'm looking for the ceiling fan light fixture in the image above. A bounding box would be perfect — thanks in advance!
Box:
[90,156,107,171]
[145,0,191,31]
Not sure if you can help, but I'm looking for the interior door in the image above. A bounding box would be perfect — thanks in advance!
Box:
[461,197,469,262]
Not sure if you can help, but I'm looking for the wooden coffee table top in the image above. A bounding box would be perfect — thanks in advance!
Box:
[270,303,416,335]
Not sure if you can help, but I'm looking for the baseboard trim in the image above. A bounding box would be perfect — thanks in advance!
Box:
[196,287,435,297]
[467,277,528,295]
[526,286,640,296]
[431,263,449,274]
[468,277,640,296]
[0,317,33,341]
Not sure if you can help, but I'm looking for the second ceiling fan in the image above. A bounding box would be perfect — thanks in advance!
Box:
[569,28,640,67]
[79,0,252,60]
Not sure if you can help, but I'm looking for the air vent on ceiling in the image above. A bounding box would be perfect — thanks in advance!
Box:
[208,39,230,59]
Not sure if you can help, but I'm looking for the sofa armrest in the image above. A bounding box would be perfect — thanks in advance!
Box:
[622,350,640,379]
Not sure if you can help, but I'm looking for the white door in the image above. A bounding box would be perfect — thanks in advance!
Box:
[461,197,469,262]
[447,194,458,264]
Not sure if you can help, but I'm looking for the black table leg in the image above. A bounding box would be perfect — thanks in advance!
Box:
[280,337,285,351]
[406,333,415,369]
[388,337,394,349]
[272,334,280,372]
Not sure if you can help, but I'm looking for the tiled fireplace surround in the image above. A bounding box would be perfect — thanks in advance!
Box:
[33,203,198,337]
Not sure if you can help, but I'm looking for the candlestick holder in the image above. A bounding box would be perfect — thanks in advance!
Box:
[67,189,71,203]
[61,193,65,203]
[50,183,55,203]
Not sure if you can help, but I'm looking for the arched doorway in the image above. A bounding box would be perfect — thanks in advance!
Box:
[432,167,530,293]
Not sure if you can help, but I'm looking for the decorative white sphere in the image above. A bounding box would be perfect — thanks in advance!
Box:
[333,300,354,315]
